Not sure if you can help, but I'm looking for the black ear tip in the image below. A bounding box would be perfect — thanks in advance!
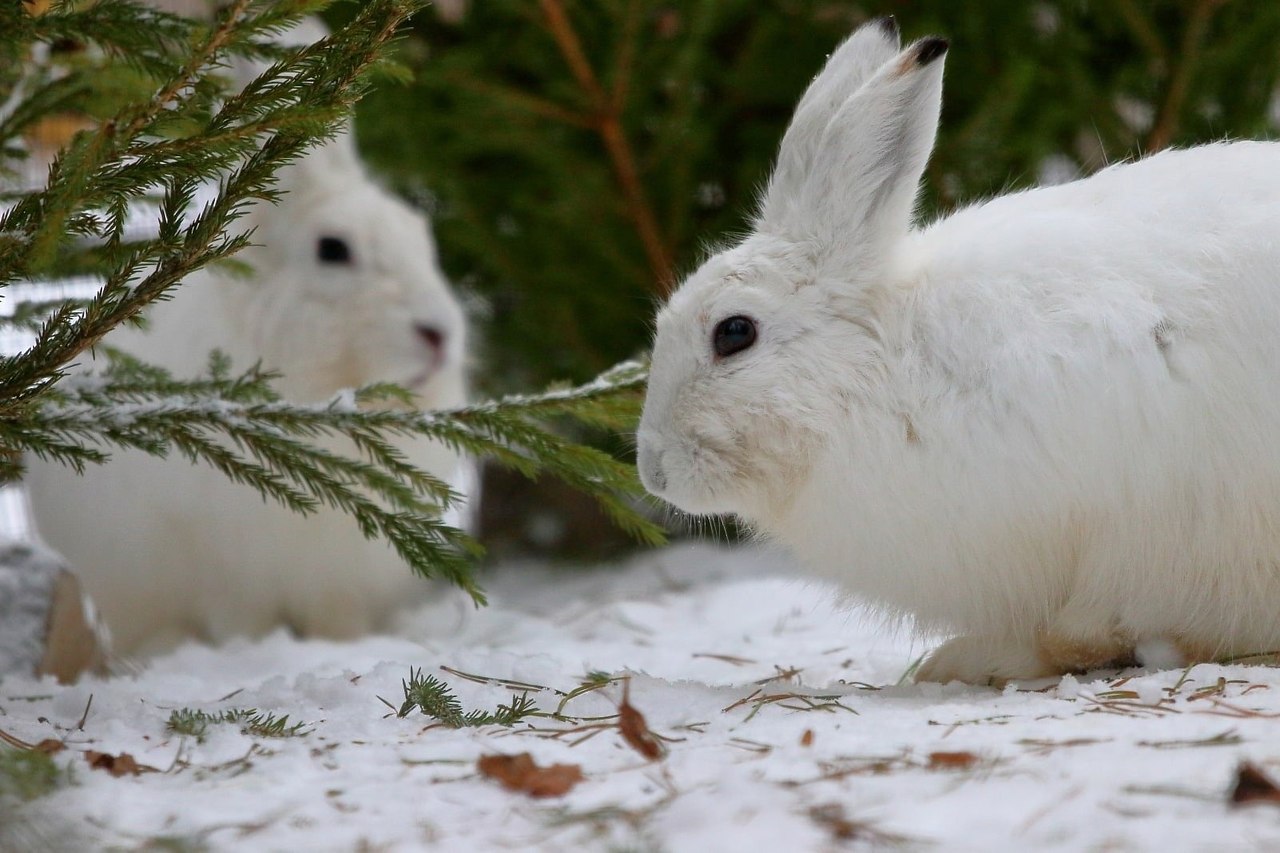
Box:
[871,15,899,40]
[915,37,950,66]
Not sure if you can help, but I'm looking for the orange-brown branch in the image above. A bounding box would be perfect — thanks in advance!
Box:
[539,0,676,295]
[1145,0,1226,152]
[450,75,595,129]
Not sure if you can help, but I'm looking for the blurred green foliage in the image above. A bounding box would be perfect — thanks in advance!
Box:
[337,1,1280,388]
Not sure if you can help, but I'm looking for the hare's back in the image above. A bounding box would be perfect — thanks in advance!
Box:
[918,142,1280,358]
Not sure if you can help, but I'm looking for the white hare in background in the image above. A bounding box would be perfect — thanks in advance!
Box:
[637,17,1280,684]
[25,24,473,655]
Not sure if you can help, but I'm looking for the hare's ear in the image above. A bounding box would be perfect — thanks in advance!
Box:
[281,129,364,188]
[762,37,948,266]
[760,17,901,212]
[228,15,365,187]
[227,16,332,88]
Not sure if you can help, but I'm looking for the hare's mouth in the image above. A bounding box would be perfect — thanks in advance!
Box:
[403,366,437,392]
[403,354,450,394]
[401,323,451,391]
[637,436,741,516]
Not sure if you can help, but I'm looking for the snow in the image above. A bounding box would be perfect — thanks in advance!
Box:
[4,542,1280,851]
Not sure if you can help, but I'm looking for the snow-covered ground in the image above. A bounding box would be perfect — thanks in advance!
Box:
[4,542,1280,851]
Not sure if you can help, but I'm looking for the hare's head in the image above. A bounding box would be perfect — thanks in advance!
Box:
[222,138,468,408]
[637,18,946,519]
[205,17,468,408]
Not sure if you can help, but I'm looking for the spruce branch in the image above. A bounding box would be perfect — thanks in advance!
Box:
[8,354,661,601]
[0,296,91,333]
[0,0,426,408]
[2,0,665,606]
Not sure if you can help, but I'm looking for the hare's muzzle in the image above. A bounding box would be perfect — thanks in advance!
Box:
[636,439,668,495]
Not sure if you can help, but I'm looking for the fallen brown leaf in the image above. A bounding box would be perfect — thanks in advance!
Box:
[84,750,144,777]
[800,729,814,747]
[810,804,862,840]
[476,753,583,798]
[809,804,909,845]
[928,750,979,770]
[1231,762,1280,805]
[618,679,664,761]
[33,739,65,755]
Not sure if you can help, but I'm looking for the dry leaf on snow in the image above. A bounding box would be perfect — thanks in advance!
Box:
[928,750,979,770]
[810,804,864,840]
[84,750,145,777]
[1231,762,1280,806]
[618,679,664,761]
[476,753,583,798]
[809,804,908,845]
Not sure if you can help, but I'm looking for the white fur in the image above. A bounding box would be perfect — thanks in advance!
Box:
[637,20,1280,684]
[25,131,470,655]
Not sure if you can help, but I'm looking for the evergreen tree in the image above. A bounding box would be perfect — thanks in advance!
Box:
[0,0,661,603]
[351,1,1280,386]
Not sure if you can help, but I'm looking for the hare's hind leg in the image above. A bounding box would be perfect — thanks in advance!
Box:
[914,634,1055,686]
[1036,626,1138,673]
[915,625,1136,686]
[1035,561,1140,674]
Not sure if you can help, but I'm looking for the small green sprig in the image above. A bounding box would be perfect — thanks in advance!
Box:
[0,746,63,802]
[166,707,311,742]
[396,668,541,727]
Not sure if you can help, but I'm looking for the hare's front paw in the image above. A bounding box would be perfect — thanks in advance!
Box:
[915,635,1055,686]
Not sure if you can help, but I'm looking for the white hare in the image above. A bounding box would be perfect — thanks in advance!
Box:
[25,87,471,655]
[637,17,1280,684]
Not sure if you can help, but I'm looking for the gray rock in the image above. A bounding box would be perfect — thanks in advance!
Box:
[0,541,108,682]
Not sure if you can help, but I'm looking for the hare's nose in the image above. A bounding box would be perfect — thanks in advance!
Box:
[415,324,446,355]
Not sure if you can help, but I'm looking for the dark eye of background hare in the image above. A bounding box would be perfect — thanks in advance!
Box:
[316,235,353,265]
[713,315,757,358]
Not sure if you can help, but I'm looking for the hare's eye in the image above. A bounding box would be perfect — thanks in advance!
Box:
[317,236,352,265]
[713,315,757,358]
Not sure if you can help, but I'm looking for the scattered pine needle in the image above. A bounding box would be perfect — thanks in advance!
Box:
[691,652,756,666]
[722,688,858,722]
[1017,737,1108,755]
[75,695,94,731]
[1137,730,1241,750]
[1196,699,1280,720]
[0,729,35,751]
[897,655,926,686]
[0,731,65,755]
[753,666,804,685]
[1217,650,1280,666]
